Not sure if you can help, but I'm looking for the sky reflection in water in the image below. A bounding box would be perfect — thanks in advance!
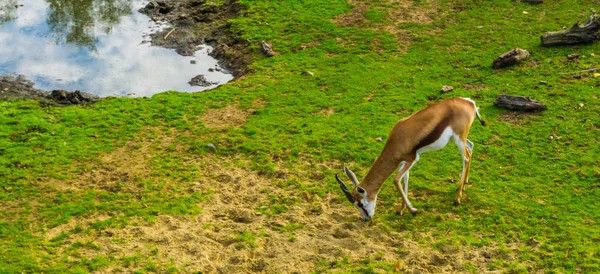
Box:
[0,0,232,97]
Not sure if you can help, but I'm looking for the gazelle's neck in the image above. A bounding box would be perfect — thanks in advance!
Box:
[359,149,401,199]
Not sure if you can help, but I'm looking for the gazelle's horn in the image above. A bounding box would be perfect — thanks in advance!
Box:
[344,167,359,186]
[335,174,355,203]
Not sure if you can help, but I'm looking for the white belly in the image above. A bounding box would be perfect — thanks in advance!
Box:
[416,127,454,155]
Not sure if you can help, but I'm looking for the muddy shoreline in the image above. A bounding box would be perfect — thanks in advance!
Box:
[139,0,252,78]
[1,0,251,104]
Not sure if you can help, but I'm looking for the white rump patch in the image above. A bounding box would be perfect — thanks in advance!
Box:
[416,127,454,155]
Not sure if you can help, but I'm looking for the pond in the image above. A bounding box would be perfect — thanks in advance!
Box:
[0,0,233,97]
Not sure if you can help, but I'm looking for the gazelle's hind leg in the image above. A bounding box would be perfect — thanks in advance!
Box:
[452,134,474,205]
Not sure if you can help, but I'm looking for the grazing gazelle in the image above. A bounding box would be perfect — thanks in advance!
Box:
[336,97,486,220]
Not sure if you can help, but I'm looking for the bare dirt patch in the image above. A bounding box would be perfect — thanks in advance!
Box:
[39,137,525,273]
[497,111,541,125]
[200,99,266,129]
[45,127,179,193]
[332,0,440,50]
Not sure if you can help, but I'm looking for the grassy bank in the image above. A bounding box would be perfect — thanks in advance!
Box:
[1,0,599,272]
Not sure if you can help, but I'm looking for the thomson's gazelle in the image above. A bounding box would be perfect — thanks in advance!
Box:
[336,97,486,220]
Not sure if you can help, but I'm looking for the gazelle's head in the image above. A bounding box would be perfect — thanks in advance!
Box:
[336,167,377,220]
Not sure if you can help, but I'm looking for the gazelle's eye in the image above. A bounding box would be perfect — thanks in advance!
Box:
[357,187,365,194]
[356,201,363,208]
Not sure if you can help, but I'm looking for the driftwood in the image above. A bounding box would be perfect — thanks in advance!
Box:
[492,48,530,69]
[541,12,600,47]
[494,94,547,111]
[261,40,274,57]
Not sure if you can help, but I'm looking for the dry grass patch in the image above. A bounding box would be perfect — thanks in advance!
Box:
[332,0,441,50]
[38,149,526,273]
[200,99,267,129]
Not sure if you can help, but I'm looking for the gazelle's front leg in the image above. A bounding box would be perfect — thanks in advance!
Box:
[393,161,417,214]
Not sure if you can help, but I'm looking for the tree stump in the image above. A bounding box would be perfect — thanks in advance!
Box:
[492,48,530,69]
[493,94,547,111]
[541,12,600,47]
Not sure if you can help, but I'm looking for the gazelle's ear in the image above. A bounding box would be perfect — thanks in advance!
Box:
[344,167,360,186]
[356,186,367,198]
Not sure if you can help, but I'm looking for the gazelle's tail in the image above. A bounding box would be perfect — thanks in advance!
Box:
[475,107,487,126]
[462,97,488,126]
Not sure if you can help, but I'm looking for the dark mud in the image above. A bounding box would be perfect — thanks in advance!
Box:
[140,0,252,77]
[0,74,98,106]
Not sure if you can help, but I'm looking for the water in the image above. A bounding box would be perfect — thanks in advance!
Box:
[0,0,232,97]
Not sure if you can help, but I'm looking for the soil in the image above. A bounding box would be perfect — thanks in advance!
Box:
[139,0,253,77]
[36,125,525,273]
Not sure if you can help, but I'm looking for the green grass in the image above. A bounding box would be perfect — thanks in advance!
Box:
[2,0,600,272]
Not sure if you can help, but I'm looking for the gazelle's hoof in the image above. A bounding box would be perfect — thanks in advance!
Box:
[454,199,461,206]
[409,208,418,215]
[396,205,407,215]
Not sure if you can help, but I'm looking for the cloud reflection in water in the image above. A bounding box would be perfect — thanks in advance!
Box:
[0,0,232,97]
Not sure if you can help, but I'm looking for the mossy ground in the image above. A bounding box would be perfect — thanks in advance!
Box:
[2,0,600,273]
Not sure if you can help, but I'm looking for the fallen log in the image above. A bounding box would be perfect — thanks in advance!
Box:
[541,12,600,47]
[494,94,547,111]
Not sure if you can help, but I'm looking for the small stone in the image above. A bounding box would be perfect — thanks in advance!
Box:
[567,54,580,61]
[302,71,314,76]
[573,74,583,79]
[190,60,196,64]
[375,137,383,142]
[208,68,215,72]
[539,80,548,85]
[440,85,454,93]
[207,144,216,152]
[261,40,274,57]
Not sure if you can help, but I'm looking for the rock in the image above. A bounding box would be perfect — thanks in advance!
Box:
[47,90,99,105]
[492,48,530,69]
[140,0,174,15]
[539,80,548,85]
[208,68,215,72]
[207,143,217,152]
[188,74,217,87]
[261,40,274,57]
[375,137,383,142]
[190,60,197,64]
[440,85,454,93]
[567,54,580,61]
[302,71,314,76]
